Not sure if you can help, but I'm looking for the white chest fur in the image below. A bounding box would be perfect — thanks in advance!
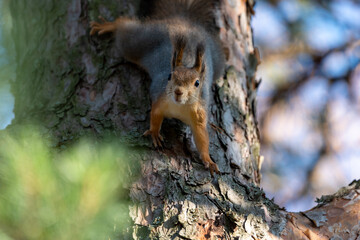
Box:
[163,99,195,126]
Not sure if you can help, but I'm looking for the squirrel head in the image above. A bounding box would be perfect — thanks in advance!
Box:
[166,38,205,105]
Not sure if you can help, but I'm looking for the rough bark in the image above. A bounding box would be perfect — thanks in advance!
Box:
[7,0,360,239]
[281,180,360,240]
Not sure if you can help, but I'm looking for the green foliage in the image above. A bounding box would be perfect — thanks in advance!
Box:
[0,126,138,240]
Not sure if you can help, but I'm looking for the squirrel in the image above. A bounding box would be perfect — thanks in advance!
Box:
[90,0,225,176]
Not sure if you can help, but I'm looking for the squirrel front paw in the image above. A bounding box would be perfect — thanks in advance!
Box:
[90,16,116,35]
[143,130,164,148]
[202,156,220,177]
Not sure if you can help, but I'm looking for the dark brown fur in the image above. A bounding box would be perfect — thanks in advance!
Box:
[146,0,218,34]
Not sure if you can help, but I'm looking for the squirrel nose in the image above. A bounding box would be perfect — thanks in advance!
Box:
[175,89,183,96]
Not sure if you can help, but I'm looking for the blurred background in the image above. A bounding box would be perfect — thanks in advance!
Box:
[0,0,359,228]
[0,127,137,239]
[0,0,14,130]
[252,0,360,211]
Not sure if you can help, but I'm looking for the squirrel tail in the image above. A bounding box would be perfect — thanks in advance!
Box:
[140,0,218,34]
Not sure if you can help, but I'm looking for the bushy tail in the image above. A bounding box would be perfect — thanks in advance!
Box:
[141,0,218,34]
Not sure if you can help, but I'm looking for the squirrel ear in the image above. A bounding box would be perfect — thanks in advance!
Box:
[201,62,206,76]
[193,43,205,73]
[172,36,186,69]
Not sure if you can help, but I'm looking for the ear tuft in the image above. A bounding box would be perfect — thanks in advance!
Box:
[193,42,205,73]
[172,36,186,69]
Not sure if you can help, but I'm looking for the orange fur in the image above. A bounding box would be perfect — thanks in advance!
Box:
[190,106,219,176]
[89,0,224,176]
[90,17,134,36]
[144,98,165,148]
[145,95,219,176]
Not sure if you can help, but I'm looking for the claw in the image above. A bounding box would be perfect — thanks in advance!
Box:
[98,16,106,23]
[144,130,164,149]
[89,16,116,36]
[209,162,220,177]
[202,156,219,177]
[98,29,107,35]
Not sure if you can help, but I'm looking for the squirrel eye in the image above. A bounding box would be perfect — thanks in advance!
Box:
[194,80,200,87]
[168,73,172,81]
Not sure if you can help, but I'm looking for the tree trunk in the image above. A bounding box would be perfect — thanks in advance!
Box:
[7,0,360,239]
